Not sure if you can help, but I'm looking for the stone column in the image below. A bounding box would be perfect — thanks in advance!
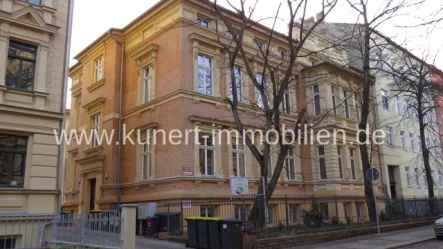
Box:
[120,204,137,249]
[35,44,49,93]
[0,24,10,87]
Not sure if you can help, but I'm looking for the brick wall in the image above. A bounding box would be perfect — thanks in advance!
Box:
[257,220,434,249]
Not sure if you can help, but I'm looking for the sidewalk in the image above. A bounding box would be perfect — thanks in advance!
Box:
[293,226,435,249]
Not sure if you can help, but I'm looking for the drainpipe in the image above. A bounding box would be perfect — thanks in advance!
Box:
[107,31,125,208]
[56,0,74,214]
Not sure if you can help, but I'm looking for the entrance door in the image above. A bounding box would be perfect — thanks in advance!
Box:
[89,178,96,211]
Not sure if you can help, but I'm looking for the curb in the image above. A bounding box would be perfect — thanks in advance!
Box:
[386,237,436,249]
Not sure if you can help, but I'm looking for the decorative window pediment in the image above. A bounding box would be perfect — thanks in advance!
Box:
[132,44,159,72]
[1,6,59,33]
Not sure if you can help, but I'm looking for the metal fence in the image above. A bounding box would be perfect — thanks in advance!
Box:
[0,212,122,249]
[152,195,442,238]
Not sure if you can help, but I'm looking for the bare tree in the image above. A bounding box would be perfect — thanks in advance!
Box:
[379,46,443,212]
[210,0,338,227]
[344,0,425,222]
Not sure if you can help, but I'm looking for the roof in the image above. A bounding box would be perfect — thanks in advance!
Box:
[70,0,296,71]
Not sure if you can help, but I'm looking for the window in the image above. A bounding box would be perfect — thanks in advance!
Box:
[317,146,327,180]
[6,41,37,91]
[423,169,428,187]
[24,0,41,5]
[410,134,416,152]
[320,203,329,221]
[289,205,299,224]
[283,86,292,114]
[356,202,362,221]
[278,50,286,58]
[331,86,337,115]
[267,206,275,226]
[267,154,274,179]
[225,31,233,38]
[142,67,152,104]
[405,167,412,186]
[0,238,16,249]
[197,55,213,95]
[141,141,151,180]
[313,85,321,115]
[286,147,296,180]
[386,126,395,146]
[415,168,421,187]
[395,97,402,114]
[230,67,243,102]
[235,206,248,221]
[400,131,407,150]
[418,135,422,152]
[343,203,350,219]
[254,40,263,49]
[337,147,344,179]
[0,135,27,187]
[199,134,215,176]
[439,171,443,188]
[355,95,361,121]
[196,18,209,28]
[256,74,265,108]
[232,140,246,177]
[91,114,101,147]
[343,89,350,118]
[200,206,215,217]
[349,148,356,180]
[94,56,103,82]
[381,89,389,110]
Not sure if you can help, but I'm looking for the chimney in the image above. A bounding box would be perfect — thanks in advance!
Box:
[316,12,324,23]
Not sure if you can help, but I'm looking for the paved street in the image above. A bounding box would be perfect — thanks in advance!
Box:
[399,240,443,248]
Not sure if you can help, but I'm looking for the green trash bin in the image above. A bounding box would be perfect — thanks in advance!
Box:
[219,219,243,249]
[185,217,199,248]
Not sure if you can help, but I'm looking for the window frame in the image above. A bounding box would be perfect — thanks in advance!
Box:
[232,140,246,177]
[229,66,243,102]
[343,89,350,118]
[141,141,152,180]
[142,67,152,104]
[415,168,421,188]
[91,114,101,148]
[400,130,407,150]
[349,148,357,180]
[197,55,213,96]
[331,86,337,115]
[200,206,216,217]
[283,86,292,114]
[337,146,344,179]
[0,134,28,188]
[313,85,321,116]
[196,18,210,28]
[94,56,104,83]
[405,167,412,186]
[6,41,37,92]
[235,206,248,221]
[286,147,296,181]
[381,89,390,110]
[255,73,265,108]
[199,134,215,176]
[317,146,327,180]
[386,126,395,146]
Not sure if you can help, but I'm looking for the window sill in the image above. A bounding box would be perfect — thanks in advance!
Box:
[87,79,106,92]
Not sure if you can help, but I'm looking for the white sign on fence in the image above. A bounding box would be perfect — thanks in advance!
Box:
[230,178,249,196]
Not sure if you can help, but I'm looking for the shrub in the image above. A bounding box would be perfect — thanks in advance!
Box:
[331,216,340,226]
[345,216,352,225]
[301,202,323,228]
[277,221,284,231]
[379,211,389,221]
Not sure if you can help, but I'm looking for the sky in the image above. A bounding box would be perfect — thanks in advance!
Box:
[67,0,443,107]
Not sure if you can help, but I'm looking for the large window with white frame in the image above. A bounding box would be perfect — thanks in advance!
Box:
[386,126,395,146]
[196,17,209,28]
[405,167,412,186]
[286,147,296,180]
[256,74,265,108]
[395,96,402,114]
[142,67,152,104]
[317,146,327,180]
[232,140,246,177]
[337,147,344,179]
[355,95,361,121]
[141,141,152,180]
[283,86,292,114]
[197,55,213,95]
[200,206,215,217]
[199,134,215,176]
[410,134,416,152]
[349,148,357,180]
[313,85,321,116]
[289,204,299,224]
[235,206,248,221]
[400,131,407,150]
[423,169,428,187]
[381,89,390,110]
[415,168,421,187]
[343,89,350,118]
[91,114,101,148]
[439,171,443,188]
[94,56,103,82]
[230,66,243,102]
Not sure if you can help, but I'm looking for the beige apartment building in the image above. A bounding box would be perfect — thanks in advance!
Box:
[0,0,72,214]
[62,0,381,224]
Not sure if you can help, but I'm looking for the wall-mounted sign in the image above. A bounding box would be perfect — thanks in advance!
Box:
[230,178,249,196]
[183,167,193,176]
